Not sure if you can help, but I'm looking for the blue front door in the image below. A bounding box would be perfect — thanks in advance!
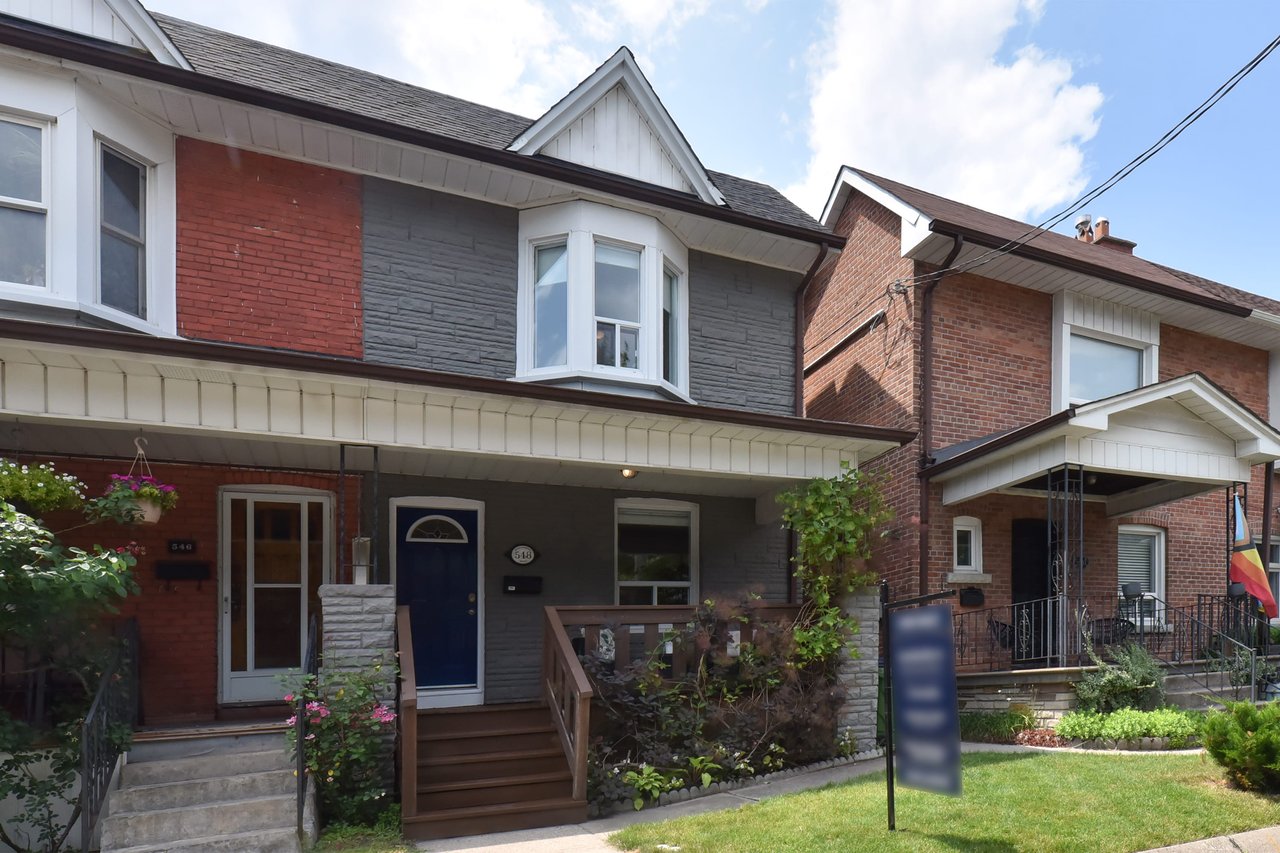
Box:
[396,505,480,696]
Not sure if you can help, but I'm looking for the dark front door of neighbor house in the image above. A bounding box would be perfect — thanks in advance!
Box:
[395,504,481,706]
[1011,518,1053,664]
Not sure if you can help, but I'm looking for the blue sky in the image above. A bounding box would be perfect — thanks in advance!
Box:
[144,0,1280,298]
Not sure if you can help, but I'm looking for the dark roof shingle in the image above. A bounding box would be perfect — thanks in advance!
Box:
[153,14,822,231]
[852,168,1255,314]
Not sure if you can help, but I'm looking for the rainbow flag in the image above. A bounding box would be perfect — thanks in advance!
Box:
[1230,495,1278,619]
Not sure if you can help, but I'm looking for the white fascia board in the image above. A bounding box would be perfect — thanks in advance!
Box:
[1081,373,1277,443]
[508,47,724,206]
[818,166,932,256]
[105,0,193,70]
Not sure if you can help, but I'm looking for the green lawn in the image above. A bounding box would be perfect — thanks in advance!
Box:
[610,752,1279,853]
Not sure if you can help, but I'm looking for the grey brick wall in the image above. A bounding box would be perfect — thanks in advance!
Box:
[688,250,801,416]
[368,476,788,703]
[362,177,518,377]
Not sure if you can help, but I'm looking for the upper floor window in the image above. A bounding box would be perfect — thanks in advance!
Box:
[100,146,147,319]
[517,200,690,399]
[1053,292,1159,411]
[0,116,47,288]
[1069,332,1142,402]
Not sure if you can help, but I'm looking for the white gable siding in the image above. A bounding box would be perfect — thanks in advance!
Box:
[0,0,145,49]
[540,84,695,194]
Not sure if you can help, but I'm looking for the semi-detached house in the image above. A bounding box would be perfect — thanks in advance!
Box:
[0,0,908,841]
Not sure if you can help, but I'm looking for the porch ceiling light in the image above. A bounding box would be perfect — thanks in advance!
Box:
[620,468,639,479]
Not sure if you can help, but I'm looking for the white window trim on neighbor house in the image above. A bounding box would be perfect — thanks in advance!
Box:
[946,515,989,584]
[1118,524,1166,627]
[1051,292,1159,412]
[516,200,691,400]
[0,65,176,335]
[614,497,699,606]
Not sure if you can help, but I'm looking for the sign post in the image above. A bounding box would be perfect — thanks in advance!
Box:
[881,582,960,831]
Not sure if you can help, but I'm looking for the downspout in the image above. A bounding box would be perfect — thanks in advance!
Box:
[917,234,965,595]
[789,242,832,603]
[794,243,833,417]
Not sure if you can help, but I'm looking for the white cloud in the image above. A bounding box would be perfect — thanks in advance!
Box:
[785,0,1103,222]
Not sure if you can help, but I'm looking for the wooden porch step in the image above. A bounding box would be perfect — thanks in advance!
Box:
[419,722,560,757]
[419,745,567,784]
[417,769,572,810]
[401,797,586,841]
[419,701,548,734]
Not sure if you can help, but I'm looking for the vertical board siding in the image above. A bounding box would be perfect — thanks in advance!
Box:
[541,84,694,194]
[1064,291,1159,344]
[0,0,145,49]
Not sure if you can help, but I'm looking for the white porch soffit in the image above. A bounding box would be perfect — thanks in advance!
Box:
[929,374,1280,517]
[0,338,901,486]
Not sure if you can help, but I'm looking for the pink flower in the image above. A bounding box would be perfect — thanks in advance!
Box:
[285,715,297,726]
[284,693,295,703]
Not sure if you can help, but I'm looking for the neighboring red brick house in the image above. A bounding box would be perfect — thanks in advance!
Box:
[807,168,1280,670]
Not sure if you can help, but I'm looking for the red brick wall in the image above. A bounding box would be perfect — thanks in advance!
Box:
[803,192,920,595]
[930,273,1053,448]
[1160,325,1269,417]
[41,458,358,724]
[176,139,364,357]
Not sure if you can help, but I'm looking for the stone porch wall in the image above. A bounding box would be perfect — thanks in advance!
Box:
[956,669,1081,727]
[836,589,881,751]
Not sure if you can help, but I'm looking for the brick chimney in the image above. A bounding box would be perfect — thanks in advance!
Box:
[1092,216,1136,255]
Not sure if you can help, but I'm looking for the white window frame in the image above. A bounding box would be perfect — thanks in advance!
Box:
[0,112,51,290]
[614,497,699,606]
[952,516,982,573]
[1268,543,1280,627]
[517,200,691,400]
[97,140,149,321]
[0,65,176,335]
[1051,292,1159,412]
[1117,524,1166,628]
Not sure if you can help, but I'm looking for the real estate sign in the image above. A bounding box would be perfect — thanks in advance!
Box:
[888,603,961,796]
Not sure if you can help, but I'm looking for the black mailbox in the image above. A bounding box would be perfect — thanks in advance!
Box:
[958,587,985,607]
[503,575,542,595]
[155,561,212,581]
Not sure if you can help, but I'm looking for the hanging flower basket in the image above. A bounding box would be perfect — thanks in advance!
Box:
[100,474,179,525]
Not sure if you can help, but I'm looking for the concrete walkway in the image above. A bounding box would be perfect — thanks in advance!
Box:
[416,744,1280,853]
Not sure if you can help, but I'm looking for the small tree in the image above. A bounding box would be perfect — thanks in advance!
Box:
[0,460,140,852]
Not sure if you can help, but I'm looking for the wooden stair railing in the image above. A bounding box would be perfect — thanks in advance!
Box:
[542,607,593,802]
[396,606,418,821]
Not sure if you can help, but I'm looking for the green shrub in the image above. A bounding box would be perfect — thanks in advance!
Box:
[958,706,1036,744]
[1075,643,1164,713]
[1202,701,1280,792]
[1056,708,1202,747]
[1055,710,1105,741]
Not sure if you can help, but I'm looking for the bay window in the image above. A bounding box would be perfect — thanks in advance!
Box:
[0,68,175,334]
[517,200,690,398]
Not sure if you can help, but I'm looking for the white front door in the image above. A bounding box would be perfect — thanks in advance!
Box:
[220,492,331,704]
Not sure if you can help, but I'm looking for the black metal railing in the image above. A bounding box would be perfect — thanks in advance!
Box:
[1195,594,1269,651]
[80,618,139,852]
[953,593,1263,703]
[296,614,318,844]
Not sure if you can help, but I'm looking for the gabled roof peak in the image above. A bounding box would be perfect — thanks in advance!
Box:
[2,0,190,68]
[508,46,725,206]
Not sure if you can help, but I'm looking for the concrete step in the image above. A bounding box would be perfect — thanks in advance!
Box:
[101,794,293,849]
[110,768,295,813]
[128,729,286,764]
[122,748,292,787]
[108,826,300,853]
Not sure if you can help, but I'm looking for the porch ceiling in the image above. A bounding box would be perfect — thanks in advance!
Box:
[928,374,1280,517]
[0,334,905,501]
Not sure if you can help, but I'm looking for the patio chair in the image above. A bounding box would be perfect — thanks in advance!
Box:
[988,617,1016,650]
[1087,616,1136,648]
